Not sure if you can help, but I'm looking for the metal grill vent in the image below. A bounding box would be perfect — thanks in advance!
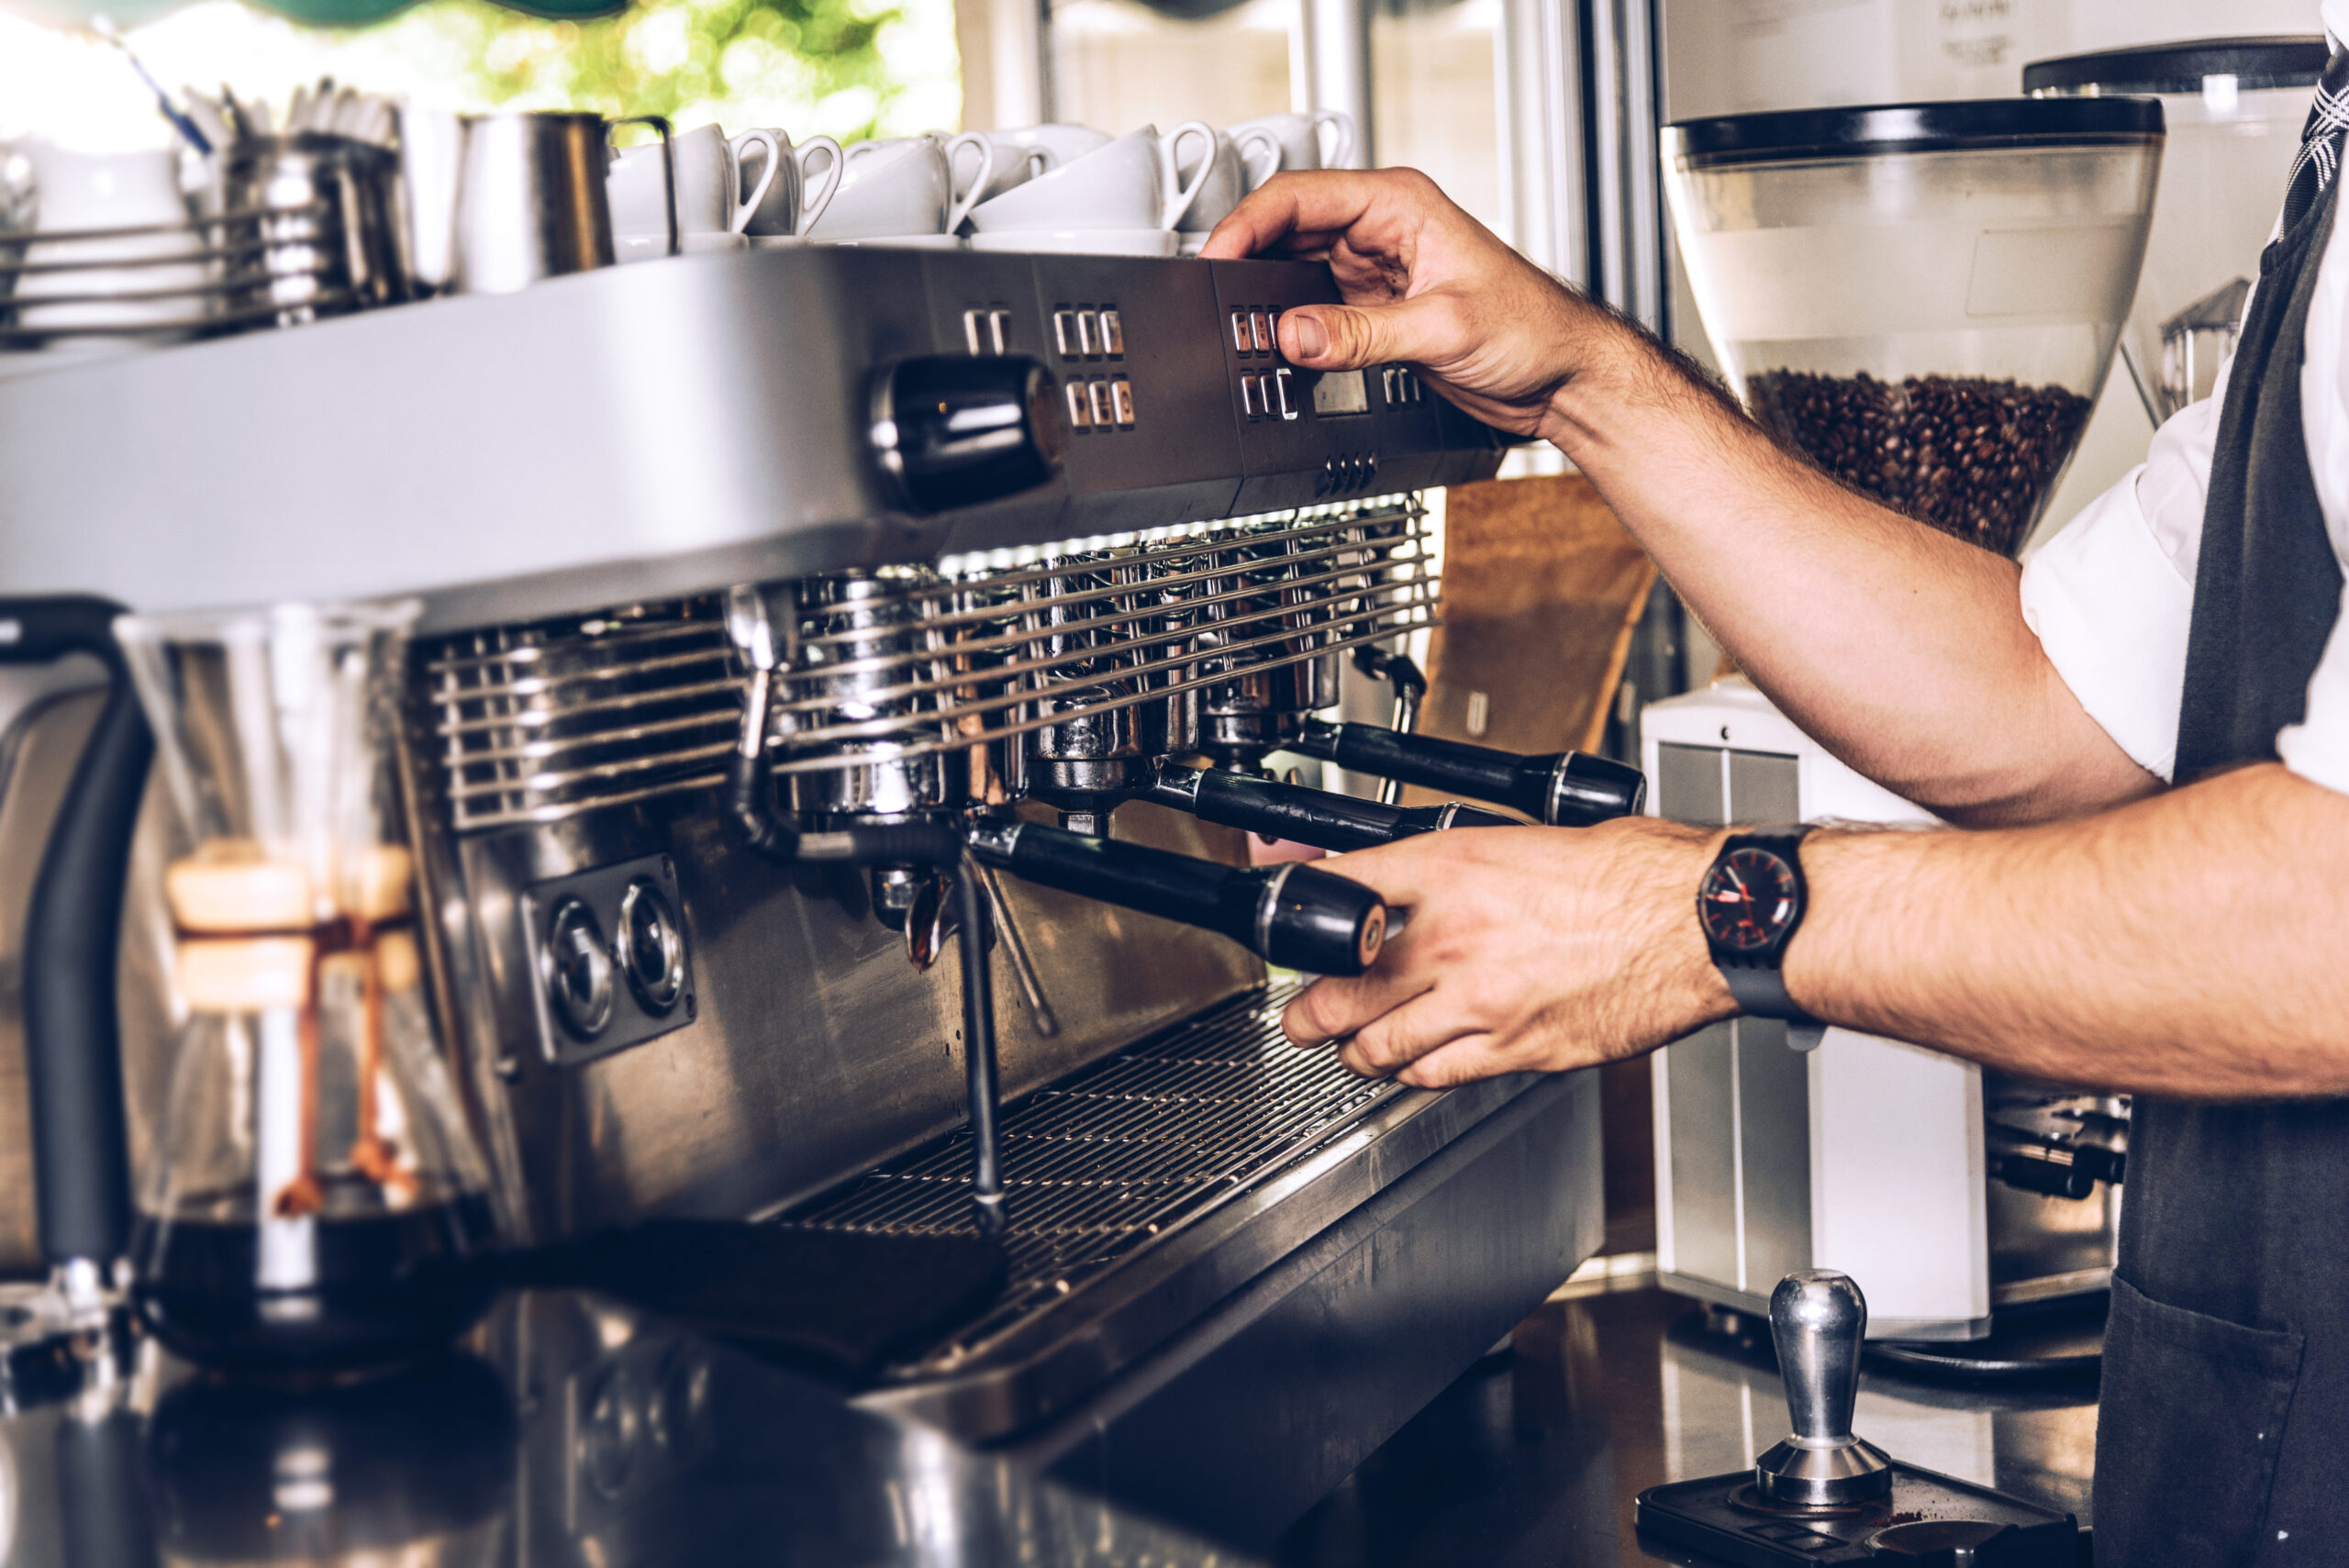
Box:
[766,495,1434,775]
[418,606,740,834]
[779,980,1401,1370]
[416,495,1434,833]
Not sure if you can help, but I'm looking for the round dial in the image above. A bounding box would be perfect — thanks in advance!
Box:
[1699,846,1800,954]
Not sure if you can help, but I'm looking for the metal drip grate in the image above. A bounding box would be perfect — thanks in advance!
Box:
[778,979,1403,1362]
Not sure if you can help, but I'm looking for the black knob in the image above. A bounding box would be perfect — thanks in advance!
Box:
[870,355,1066,514]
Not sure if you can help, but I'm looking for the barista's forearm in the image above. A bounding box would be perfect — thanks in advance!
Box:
[1540,328,2155,824]
[1787,762,2349,1096]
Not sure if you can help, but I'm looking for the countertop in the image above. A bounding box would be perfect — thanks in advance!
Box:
[1277,1277,2100,1567]
[0,1278,2097,1567]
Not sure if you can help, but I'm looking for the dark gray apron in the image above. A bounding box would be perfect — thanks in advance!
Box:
[2090,172,2349,1563]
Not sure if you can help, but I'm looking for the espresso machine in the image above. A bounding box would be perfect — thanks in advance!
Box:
[0,246,1640,1545]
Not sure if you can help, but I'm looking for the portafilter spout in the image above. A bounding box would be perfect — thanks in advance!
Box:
[1755,1270,1894,1507]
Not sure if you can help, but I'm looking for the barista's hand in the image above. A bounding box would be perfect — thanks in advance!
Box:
[1198,169,1637,440]
[1282,819,1737,1087]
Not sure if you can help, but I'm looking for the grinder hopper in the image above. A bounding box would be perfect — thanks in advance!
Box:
[1663,98,2165,556]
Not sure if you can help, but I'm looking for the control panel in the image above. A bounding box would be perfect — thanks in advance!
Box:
[1205,258,1484,512]
[912,250,1499,546]
[522,851,697,1068]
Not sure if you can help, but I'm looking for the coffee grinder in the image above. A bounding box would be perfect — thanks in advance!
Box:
[1645,96,2159,1361]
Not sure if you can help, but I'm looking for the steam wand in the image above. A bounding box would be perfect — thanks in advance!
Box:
[725,589,1007,1237]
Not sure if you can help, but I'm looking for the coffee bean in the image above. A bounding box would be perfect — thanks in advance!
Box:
[1744,370,2093,557]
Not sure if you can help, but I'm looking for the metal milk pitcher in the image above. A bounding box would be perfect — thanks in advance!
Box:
[451,112,669,295]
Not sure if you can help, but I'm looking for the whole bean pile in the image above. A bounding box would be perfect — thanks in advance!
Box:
[1744,370,2095,557]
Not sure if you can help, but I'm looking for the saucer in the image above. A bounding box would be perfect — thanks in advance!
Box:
[749,235,812,249]
[967,228,1179,257]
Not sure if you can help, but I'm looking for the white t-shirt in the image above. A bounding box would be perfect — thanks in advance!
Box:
[2019,10,2349,794]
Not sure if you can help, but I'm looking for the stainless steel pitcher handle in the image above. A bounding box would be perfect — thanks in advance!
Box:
[612,115,677,257]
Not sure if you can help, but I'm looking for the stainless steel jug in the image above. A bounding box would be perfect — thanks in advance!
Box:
[450,113,670,296]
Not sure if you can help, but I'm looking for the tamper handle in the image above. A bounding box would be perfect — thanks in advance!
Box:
[1772,1270,1867,1445]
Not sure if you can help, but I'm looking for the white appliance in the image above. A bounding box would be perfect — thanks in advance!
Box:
[1643,680,2121,1340]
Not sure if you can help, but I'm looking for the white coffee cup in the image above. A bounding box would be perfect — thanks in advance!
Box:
[806,132,995,241]
[12,142,210,336]
[964,122,1215,235]
[735,130,844,237]
[962,124,1112,204]
[1227,109,1357,173]
[1176,127,1285,233]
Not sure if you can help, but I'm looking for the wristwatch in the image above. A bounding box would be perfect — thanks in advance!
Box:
[1697,826,1823,1042]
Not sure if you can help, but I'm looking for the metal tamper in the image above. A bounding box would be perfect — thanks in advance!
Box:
[1754,1270,1894,1507]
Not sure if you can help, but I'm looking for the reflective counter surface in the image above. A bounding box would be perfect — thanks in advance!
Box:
[0,1288,1252,1568]
[0,1281,2097,1567]
[1276,1280,2100,1567]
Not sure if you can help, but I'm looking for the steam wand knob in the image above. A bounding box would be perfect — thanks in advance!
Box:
[1754,1270,1894,1507]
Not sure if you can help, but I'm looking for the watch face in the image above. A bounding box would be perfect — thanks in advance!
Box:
[1700,846,1799,954]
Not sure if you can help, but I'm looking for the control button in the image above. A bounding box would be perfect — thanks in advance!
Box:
[1381,366,1398,404]
[1098,308,1124,356]
[1109,377,1135,426]
[963,309,985,356]
[1231,310,1252,353]
[1087,379,1114,427]
[545,898,615,1040]
[1077,311,1099,356]
[1364,450,1379,484]
[1316,457,1337,496]
[1274,366,1298,420]
[1053,310,1079,357]
[1249,310,1272,355]
[617,878,686,1014]
[988,309,1012,355]
[1241,373,1263,419]
[1066,379,1093,430]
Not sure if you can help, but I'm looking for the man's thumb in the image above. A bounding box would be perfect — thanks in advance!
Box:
[1278,299,1431,370]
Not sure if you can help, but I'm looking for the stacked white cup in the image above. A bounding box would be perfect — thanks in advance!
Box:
[608,123,845,260]
[963,122,1216,256]
[802,132,996,248]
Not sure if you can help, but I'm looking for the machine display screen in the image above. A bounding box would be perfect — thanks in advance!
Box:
[1310,371,1370,417]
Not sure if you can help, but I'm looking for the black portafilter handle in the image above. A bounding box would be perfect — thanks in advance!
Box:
[1145,767,1517,854]
[0,596,151,1278]
[965,819,1386,976]
[1290,719,1646,828]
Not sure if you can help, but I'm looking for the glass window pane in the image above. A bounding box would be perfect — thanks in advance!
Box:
[1048,0,1297,133]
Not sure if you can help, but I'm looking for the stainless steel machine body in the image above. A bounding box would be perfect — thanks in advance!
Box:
[0,247,1604,1545]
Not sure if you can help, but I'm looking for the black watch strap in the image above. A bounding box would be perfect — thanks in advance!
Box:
[1720,962,1805,1021]
[1705,825,1822,1040]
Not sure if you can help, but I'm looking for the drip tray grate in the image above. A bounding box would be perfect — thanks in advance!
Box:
[776,979,1401,1358]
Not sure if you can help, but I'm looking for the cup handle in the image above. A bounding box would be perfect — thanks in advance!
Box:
[943,131,996,233]
[795,136,844,236]
[610,115,677,255]
[1026,148,1054,180]
[1311,109,1356,170]
[729,128,782,235]
[1159,120,1217,231]
[1235,127,1284,191]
